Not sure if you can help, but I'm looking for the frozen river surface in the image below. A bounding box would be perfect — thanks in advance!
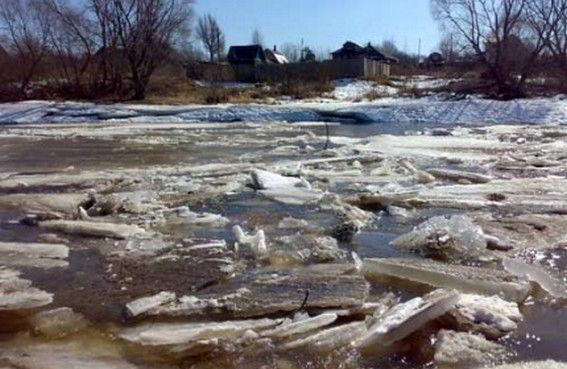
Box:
[0,99,566,369]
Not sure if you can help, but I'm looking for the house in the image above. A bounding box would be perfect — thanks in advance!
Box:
[300,47,316,63]
[195,41,395,83]
[420,52,445,68]
[264,46,288,64]
[227,45,267,66]
[485,35,529,67]
[331,41,398,64]
[330,41,396,78]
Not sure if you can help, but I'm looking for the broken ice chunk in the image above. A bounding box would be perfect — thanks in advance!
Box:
[251,169,322,205]
[281,321,367,352]
[0,242,68,269]
[503,258,567,299]
[0,341,150,369]
[448,294,522,339]
[261,313,338,340]
[390,215,487,262]
[167,206,229,226]
[125,291,177,318]
[139,264,368,319]
[0,193,87,216]
[233,225,268,258]
[386,205,413,220]
[251,169,310,190]
[427,168,492,184]
[434,330,510,368]
[119,318,279,347]
[363,258,531,302]
[271,235,347,264]
[38,220,145,239]
[31,307,89,338]
[277,217,310,230]
[488,361,567,369]
[348,189,421,211]
[0,268,53,311]
[354,289,459,351]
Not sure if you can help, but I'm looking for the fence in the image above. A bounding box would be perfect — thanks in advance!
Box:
[187,58,390,83]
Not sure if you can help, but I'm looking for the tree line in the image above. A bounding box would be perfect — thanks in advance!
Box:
[431,0,567,97]
[2,0,565,101]
[0,0,193,100]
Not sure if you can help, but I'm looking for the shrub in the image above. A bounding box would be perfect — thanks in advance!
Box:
[363,89,384,101]
[203,87,230,104]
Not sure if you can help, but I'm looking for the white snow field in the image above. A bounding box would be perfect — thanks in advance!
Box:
[390,75,461,90]
[330,79,399,100]
[0,95,566,125]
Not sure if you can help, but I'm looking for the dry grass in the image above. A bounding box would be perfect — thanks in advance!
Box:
[143,71,333,104]
[278,79,333,99]
[143,75,257,104]
[363,89,385,101]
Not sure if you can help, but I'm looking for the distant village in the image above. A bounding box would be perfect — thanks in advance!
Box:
[187,40,449,83]
[0,0,564,102]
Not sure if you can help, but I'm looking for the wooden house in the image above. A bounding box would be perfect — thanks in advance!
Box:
[227,45,267,66]
[331,41,398,64]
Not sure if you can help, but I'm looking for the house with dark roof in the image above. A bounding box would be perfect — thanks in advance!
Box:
[227,45,267,66]
[420,52,445,69]
[195,41,395,83]
[332,41,398,64]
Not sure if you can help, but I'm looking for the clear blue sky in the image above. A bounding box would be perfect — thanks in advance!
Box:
[194,0,441,56]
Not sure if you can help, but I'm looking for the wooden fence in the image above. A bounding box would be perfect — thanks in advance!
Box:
[187,58,390,83]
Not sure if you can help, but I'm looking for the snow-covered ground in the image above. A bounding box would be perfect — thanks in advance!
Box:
[329,79,399,100]
[194,81,256,89]
[390,75,461,90]
[1,96,566,125]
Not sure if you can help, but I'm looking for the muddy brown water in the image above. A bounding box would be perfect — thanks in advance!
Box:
[0,122,566,368]
[0,137,256,173]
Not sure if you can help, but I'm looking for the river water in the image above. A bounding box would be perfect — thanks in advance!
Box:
[0,120,565,369]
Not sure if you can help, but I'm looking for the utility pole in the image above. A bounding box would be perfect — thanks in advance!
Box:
[450,33,454,63]
[417,38,422,64]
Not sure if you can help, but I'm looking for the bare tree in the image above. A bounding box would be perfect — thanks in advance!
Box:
[377,40,417,66]
[314,47,331,61]
[251,28,264,46]
[526,0,567,81]
[431,0,549,97]
[97,0,193,100]
[43,0,97,90]
[0,0,51,96]
[280,43,300,63]
[179,40,206,62]
[548,1,567,78]
[438,33,460,62]
[196,14,225,63]
[380,40,399,56]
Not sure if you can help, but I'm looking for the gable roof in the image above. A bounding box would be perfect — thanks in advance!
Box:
[332,41,398,63]
[332,41,363,56]
[363,44,398,63]
[227,45,267,64]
